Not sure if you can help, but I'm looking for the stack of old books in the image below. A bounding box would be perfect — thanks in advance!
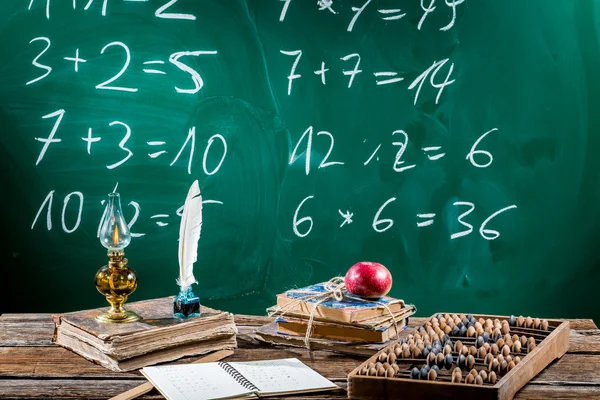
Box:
[255,282,415,356]
[52,296,237,372]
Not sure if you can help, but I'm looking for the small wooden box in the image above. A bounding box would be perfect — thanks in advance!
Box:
[347,313,570,400]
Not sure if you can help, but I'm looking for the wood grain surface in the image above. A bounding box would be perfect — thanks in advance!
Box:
[0,315,598,399]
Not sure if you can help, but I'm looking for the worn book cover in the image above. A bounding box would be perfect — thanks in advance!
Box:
[254,322,414,357]
[275,283,407,324]
[52,296,237,372]
[274,305,415,343]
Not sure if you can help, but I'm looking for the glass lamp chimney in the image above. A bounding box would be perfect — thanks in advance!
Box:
[99,193,131,251]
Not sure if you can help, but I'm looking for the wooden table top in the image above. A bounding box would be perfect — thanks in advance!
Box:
[1,314,599,399]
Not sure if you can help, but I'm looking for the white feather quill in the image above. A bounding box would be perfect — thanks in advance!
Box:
[176,180,203,291]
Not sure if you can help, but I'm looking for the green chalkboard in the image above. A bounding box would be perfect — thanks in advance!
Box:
[1,0,599,322]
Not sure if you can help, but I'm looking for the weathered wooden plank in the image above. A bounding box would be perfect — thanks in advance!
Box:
[0,322,55,347]
[516,385,600,399]
[0,380,348,399]
[0,314,53,322]
[1,379,599,400]
[531,354,600,385]
[569,329,600,354]
[0,346,364,380]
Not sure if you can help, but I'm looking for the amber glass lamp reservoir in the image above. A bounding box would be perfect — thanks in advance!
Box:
[95,193,140,323]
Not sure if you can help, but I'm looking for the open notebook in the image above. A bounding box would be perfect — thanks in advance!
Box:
[141,358,339,400]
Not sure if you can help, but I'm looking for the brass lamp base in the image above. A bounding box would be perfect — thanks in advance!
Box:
[96,310,140,323]
[95,249,140,323]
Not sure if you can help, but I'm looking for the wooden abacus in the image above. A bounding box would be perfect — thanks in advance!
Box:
[347,313,569,400]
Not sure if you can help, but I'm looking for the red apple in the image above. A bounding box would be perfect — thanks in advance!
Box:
[344,261,392,298]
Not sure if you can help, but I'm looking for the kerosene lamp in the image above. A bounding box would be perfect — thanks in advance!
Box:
[95,192,140,323]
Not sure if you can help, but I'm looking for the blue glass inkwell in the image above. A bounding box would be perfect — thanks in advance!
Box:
[174,286,201,318]
[173,179,204,319]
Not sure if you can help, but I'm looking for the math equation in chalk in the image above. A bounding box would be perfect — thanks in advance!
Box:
[22,0,515,243]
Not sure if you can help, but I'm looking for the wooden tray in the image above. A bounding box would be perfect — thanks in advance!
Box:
[347,313,569,400]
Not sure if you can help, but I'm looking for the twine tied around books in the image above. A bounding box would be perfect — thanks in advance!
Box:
[268,277,402,350]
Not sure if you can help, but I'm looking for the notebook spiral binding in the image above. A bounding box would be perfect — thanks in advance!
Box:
[218,362,259,392]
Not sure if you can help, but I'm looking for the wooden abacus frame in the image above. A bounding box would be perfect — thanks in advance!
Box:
[347,313,570,400]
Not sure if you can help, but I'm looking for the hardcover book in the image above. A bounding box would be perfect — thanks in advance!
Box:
[274,282,408,324]
[52,296,237,372]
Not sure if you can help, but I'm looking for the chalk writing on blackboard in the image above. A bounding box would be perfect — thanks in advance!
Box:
[23,0,515,248]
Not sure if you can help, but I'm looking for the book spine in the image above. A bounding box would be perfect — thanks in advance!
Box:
[218,362,259,392]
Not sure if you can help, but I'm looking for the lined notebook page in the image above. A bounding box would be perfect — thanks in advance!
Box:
[228,358,338,395]
[141,363,255,400]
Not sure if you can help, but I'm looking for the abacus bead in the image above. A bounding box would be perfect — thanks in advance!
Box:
[493,328,502,338]
[444,354,454,369]
[368,362,375,369]
[489,371,497,384]
[388,353,397,364]
[427,352,436,367]
[386,366,395,377]
[469,346,478,357]
[489,359,499,372]
[534,318,541,329]
[465,374,475,384]
[382,362,390,370]
[508,361,516,371]
[512,334,519,343]
[478,347,487,359]
[461,346,470,357]
[497,354,505,364]
[451,326,460,336]
[375,362,383,370]
[541,319,549,330]
[496,339,505,349]
[412,347,422,358]
[505,355,513,364]
[411,367,420,379]
[470,369,478,378]
[466,355,475,370]
[491,343,499,355]
[378,352,388,362]
[422,348,429,358]
[444,325,452,335]
[528,336,536,345]
[517,316,524,327]
[502,344,511,356]
[402,348,411,358]
[394,347,402,357]
[501,323,510,335]
[467,326,476,337]
[482,332,490,343]
[479,370,488,382]
[483,342,491,351]
[420,366,429,380]
[500,360,508,374]
[442,334,450,343]
[444,344,452,355]
[476,336,485,348]
[458,354,466,369]
[392,364,400,373]
[452,368,462,383]
[528,342,537,353]
[514,356,521,365]
[509,315,516,326]
[525,317,533,328]
[454,340,463,353]
[437,353,445,368]
[512,341,521,354]
[360,366,368,375]
[520,335,527,347]
[377,366,386,376]
[428,369,438,381]
[369,367,378,376]
[484,353,494,366]
[476,326,484,336]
